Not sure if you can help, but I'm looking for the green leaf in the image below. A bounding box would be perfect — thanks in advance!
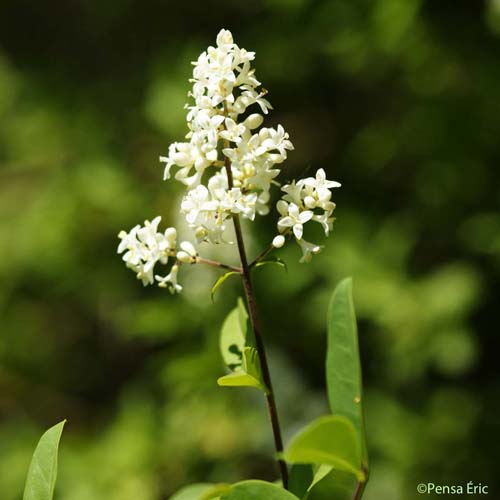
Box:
[253,257,287,271]
[170,483,217,500]
[306,469,358,500]
[282,415,364,482]
[200,484,231,499]
[23,420,66,500]
[211,271,239,302]
[308,465,334,493]
[219,299,250,370]
[288,463,335,499]
[217,347,268,393]
[288,464,314,499]
[326,278,368,465]
[221,480,299,500]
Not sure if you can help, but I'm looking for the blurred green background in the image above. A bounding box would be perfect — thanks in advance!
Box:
[0,1,499,499]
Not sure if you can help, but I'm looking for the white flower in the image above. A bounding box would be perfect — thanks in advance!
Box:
[312,211,335,236]
[277,201,313,240]
[219,118,246,143]
[297,168,341,210]
[156,264,182,294]
[181,185,219,225]
[297,239,323,263]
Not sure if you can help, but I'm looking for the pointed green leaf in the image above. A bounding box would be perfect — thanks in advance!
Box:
[241,347,266,388]
[217,347,268,393]
[219,299,250,370]
[221,480,299,500]
[211,272,239,301]
[288,464,335,499]
[283,415,364,482]
[308,465,334,493]
[23,420,66,500]
[326,278,368,465]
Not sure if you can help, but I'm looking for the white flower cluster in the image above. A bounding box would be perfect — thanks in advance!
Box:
[118,29,340,292]
[117,216,196,293]
[273,169,340,262]
[160,29,293,243]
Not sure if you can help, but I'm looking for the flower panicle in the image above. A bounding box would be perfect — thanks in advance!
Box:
[118,29,340,291]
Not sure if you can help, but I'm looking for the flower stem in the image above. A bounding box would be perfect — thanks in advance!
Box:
[223,154,289,489]
[234,215,289,489]
[249,243,274,268]
[352,466,368,500]
[352,480,366,500]
[196,257,242,273]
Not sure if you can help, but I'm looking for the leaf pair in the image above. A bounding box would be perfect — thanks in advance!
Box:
[173,278,368,500]
[217,298,267,393]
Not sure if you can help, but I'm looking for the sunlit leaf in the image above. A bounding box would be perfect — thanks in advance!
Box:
[23,420,66,500]
[219,299,250,370]
[201,483,232,499]
[283,415,364,482]
[308,465,334,493]
[217,347,268,393]
[221,480,299,500]
[326,278,368,465]
[170,483,217,500]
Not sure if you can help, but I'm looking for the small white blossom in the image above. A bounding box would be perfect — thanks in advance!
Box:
[156,264,182,294]
[297,239,323,263]
[277,201,313,240]
[298,168,341,204]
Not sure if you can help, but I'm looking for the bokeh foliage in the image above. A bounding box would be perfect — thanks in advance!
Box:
[0,1,499,499]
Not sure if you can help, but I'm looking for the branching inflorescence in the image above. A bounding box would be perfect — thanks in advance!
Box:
[20,30,369,500]
[117,29,340,294]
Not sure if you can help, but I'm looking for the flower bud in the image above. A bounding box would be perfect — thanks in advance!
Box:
[180,241,197,256]
[243,113,264,130]
[272,235,285,248]
[176,251,193,263]
[304,196,316,209]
